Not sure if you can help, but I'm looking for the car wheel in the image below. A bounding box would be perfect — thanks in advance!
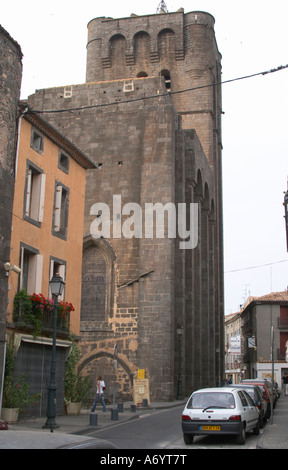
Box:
[253,419,260,435]
[236,425,246,445]
[183,433,194,445]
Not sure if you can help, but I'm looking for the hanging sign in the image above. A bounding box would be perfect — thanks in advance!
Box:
[230,335,241,354]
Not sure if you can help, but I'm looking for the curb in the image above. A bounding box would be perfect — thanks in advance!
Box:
[72,413,140,436]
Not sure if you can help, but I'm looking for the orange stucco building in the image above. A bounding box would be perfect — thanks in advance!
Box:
[3,105,96,418]
[6,105,96,336]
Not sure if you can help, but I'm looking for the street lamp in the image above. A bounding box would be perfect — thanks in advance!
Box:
[43,274,65,431]
[176,322,183,400]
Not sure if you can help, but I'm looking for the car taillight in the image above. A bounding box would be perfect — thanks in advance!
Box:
[182,415,192,422]
[229,415,241,422]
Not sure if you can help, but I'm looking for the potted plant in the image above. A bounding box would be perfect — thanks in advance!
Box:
[64,342,92,415]
[58,300,75,330]
[2,376,37,423]
[65,376,92,415]
[13,289,50,337]
[1,341,41,423]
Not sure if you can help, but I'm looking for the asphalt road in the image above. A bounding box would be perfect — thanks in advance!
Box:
[85,405,262,449]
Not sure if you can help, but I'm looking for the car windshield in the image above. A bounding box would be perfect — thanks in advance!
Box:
[187,392,235,409]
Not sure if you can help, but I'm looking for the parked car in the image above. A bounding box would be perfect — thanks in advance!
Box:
[242,379,273,417]
[275,382,281,399]
[265,378,279,403]
[182,387,260,445]
[228,384,267,427]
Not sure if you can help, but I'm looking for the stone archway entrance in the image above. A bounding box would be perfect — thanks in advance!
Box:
[78,351,134,404]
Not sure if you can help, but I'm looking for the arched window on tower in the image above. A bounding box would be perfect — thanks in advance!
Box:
[158,28,175,63]
[110,34,126,67]
[81,248,106,322]
[134,31,150,65]
[81,238,115,326]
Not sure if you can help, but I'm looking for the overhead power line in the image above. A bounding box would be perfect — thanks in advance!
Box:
[225,259,288,274]
[30,63,288,115]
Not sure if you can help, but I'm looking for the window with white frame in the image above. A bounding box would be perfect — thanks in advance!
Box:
[19,244,43,295]
[23,160,46,225]
[52,181,69,239]
[49,257,66,300]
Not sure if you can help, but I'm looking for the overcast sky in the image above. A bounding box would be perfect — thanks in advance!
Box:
[2,0,288,314]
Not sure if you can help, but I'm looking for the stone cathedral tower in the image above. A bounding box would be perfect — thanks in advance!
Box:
[28,8,224,401]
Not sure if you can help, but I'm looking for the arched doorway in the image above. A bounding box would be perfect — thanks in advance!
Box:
[79,351,134,403]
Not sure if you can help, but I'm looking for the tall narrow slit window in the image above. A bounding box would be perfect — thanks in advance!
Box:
[160,69,171,92]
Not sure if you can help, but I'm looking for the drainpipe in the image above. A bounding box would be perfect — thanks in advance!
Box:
[0,335,7,418]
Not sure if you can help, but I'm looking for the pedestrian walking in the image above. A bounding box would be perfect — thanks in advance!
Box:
[282,372,288,396]
[91,375,107,412]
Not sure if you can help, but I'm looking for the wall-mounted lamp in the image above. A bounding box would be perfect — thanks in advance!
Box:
[3,262,21,274]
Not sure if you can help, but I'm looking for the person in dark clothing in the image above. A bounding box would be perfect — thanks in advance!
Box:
[282,372,288,396]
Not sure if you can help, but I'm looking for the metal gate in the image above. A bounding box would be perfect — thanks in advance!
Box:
[14,341,67,418]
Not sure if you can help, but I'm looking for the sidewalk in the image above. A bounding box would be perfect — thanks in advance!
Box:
[4,400,186,436]
[257,394,288,449]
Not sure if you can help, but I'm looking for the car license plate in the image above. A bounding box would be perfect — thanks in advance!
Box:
[200,425,221,431]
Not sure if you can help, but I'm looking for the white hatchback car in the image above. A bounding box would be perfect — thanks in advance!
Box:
[182,387,260,445]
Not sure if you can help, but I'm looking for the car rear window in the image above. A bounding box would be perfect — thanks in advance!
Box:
[244,389,256,400]
[187,392,235,409]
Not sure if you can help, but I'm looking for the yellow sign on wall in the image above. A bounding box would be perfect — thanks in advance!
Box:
[137,369,145,379]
